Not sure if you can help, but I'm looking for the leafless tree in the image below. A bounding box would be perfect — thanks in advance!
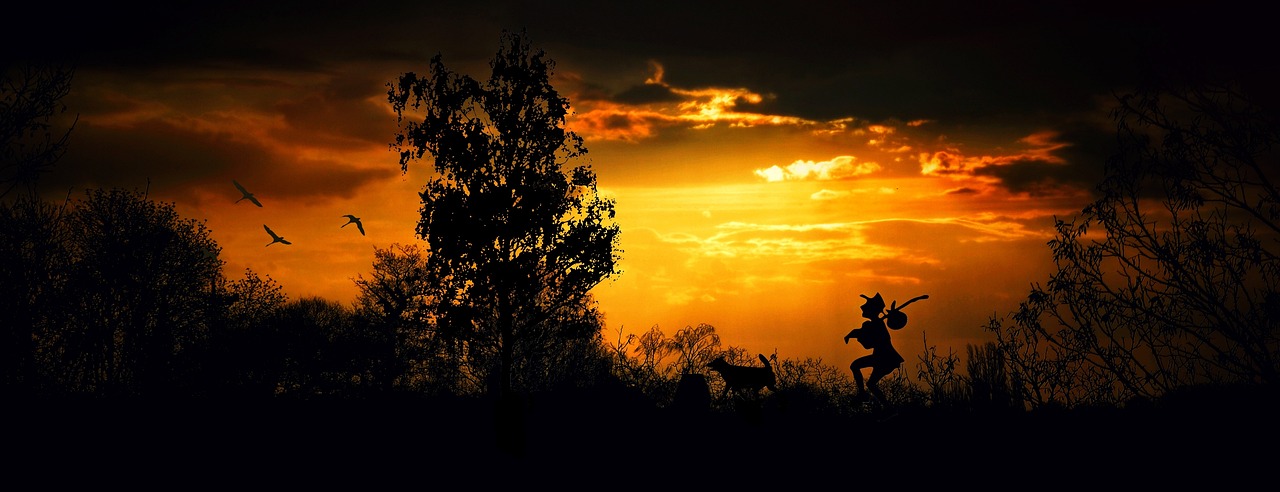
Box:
[987,79,1280,407]
[1,62,75,200]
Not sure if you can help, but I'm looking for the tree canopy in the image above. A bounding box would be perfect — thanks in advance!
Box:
[387,30,622,399]
[0,187,223,397]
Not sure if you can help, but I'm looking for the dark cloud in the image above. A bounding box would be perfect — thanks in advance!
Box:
[513,1,1271,127]
[16,0,1272,205]
[273,74,401,149]
[978,158,1088,197]
[254,160,398,204]
[978,121,1114,197]
[6,2,502,71]
[521,4,1078,121]
[42,120,268,200]
[13,1,1268,129]
[612,84,682,105]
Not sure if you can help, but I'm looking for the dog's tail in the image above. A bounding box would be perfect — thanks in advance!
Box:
[758,354,771,368]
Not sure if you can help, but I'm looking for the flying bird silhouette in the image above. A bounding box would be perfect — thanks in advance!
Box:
[264,224,291,246]
[341,215,365,235]
[233,180,262,207]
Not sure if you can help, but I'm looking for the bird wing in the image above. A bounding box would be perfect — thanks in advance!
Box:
[248,195,262,207]
[356,221,365,235]
[234,180,249,195]
[264,224,280,239]
[280,238,292,245]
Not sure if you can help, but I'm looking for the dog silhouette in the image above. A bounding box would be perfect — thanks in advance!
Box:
[706,354,777,398]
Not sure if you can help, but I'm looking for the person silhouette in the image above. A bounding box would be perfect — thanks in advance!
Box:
[844,292,903,407]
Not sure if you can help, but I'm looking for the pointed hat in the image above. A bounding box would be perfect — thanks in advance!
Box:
[859,292,885,311]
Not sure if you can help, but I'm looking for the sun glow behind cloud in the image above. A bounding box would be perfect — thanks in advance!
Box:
[569,60,1100,366]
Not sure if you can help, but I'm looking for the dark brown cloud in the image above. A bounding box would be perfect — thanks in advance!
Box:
[41,118,395,207]
[612,84,682,105]
[42,119,267,199]
[977,122,1113,197]
[272,73,400,149]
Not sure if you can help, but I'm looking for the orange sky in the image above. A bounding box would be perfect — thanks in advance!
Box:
[43,59,1098,370]
[16,1,1263,373]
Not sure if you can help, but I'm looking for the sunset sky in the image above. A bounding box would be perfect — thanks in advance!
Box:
[7,1,1267,370]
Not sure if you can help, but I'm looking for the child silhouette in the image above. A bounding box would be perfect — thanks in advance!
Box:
[844,292,904,406]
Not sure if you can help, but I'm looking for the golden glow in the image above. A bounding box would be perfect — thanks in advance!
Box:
[58,55,1098,371]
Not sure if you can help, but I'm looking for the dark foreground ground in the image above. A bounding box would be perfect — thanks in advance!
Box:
[10,388,1277,488]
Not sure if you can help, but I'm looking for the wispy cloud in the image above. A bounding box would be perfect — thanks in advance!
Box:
[754,156,882,182]
[810,187,896,200]
[618,213,1051,309]
[653,216,1051,267]
[918,130,1069,180]
[811,189,851,200]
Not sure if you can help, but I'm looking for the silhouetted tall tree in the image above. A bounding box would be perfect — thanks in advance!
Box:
[387,30,622,400]
[987,79,1280,407]
[1,62,75,200]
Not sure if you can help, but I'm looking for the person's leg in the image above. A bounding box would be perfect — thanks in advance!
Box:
[867,365,894,404]
[849,361,866,390]
[850,356,871,400]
